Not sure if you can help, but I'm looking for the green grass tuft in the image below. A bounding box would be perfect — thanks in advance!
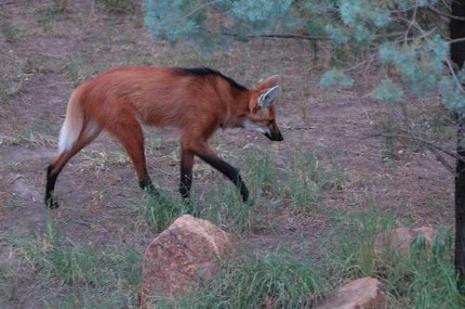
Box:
[202,184,254,234]
[282,151,342,213]
[96,0,135,14]
[324,207,396,278]
[143,191,194,233]
[9,224,142,307]
[168,252,326,308]
[386,230,463,308]
[243,149,279,198]
[1,21,19,43]
[21,224,141,286]
[381,120,397,161]
[63,55,89,86]
[323,208,465,308]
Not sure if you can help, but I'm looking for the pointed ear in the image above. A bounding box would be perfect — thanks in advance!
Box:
[256,75,280,90]
[249,95,259,113]
[258,85,280,108]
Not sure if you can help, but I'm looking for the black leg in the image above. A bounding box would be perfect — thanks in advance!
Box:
[45,164,60,209]
[139,172,158,196]
[44,128,102,209]
[195,152,249,202]
[179,149,194,199]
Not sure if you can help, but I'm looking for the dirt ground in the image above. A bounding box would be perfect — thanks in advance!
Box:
[0,0,456,307]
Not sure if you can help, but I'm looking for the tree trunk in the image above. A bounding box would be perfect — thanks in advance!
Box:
[450,0,465,288]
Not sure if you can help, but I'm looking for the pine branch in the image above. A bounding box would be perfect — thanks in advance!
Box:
[428,5,465,21]
[221,32,329,41]
[222,31,406,42]
[393,103,459,174]
[449,37,465,44]
[369,132,456,174]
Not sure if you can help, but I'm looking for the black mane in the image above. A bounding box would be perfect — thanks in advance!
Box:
[179,67,248,91]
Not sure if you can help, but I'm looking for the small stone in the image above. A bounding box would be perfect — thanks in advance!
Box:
[374,227,437,256]
[316,277,388,309]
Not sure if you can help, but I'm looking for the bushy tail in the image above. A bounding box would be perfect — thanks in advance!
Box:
[58,90,84,153]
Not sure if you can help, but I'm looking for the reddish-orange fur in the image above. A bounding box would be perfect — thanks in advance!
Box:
[44,66,283,209]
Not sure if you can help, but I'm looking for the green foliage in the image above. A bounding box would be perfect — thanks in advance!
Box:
[324,24,349,45]
[232,0,292,23]
[169,252,326,308]
[379,36,449,96]
[319,68,354,90]
[144,0,462,111]
[145,0,306,46]
[439,71,465,114]
[144,0,200,42]
[372,78,404,103]
[340,0,391,31]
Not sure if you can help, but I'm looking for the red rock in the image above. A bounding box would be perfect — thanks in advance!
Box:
[374,227,438,256]
[140,215,237,308]
[316,277,388,309]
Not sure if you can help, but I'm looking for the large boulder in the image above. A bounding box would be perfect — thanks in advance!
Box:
[316,277,388,309]
[374,227,437,256]
[140,215,237,307]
